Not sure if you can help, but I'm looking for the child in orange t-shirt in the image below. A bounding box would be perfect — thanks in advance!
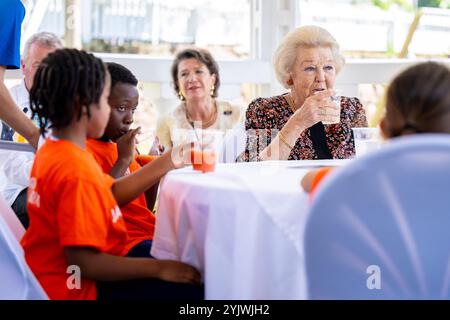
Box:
[21,49,202,300]
[86,62,158,257]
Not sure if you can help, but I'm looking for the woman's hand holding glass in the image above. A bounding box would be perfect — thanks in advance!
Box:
[287,89,339,131]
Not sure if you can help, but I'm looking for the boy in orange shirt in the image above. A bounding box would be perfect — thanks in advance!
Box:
[87,62,157,257]
[21,49,202,300]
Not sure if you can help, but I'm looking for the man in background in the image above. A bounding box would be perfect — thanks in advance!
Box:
[1,32,63,139]
[0,32,63,228]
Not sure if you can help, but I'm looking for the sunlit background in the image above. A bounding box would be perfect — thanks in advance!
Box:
[20,0,450,58]
[7,0,450,149]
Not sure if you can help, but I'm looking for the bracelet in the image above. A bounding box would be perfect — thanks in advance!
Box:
[278,131,294,150]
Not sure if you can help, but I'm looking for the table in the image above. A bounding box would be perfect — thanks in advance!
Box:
[151,160,350,299]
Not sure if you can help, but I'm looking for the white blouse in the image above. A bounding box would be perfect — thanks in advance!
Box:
[156,100,242,149]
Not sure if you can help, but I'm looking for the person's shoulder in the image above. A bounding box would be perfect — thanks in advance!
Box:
[218,100,240,112]
[172,102,186,116]
[248,95,287,110]
[341,96,365,114]
[243,95,288,128]
[86,138,115,156]
[157,105,181,133]
[86,139,118,169]
[217,100,242,118]
[37,140,105,183]
[170,103,190,124]
[38,140,86,164]
[86,138,113,152]
[216,100,242,127]
[8,80,28,105]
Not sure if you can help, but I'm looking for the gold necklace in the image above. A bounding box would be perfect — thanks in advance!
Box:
[186,101,217,129]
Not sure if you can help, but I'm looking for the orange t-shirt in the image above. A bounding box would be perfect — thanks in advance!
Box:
[86,139,156,255]
[21,139,129,300]
[310,167,334,196]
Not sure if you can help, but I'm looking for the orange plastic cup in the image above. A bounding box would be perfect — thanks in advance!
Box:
[191,149,216,173]
[201,149,216,173]
[191,149,203,171]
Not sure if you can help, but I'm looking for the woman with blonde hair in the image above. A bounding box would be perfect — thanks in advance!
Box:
[238,25,367,162]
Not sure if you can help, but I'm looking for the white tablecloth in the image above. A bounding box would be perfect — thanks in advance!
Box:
[151,160,350,299]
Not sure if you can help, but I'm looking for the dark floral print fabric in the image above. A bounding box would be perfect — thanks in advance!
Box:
[237,94,368,161]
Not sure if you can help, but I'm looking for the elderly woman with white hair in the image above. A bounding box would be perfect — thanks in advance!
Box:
[237,25,367,161]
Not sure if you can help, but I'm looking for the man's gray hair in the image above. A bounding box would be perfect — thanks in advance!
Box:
[23,32,63,61]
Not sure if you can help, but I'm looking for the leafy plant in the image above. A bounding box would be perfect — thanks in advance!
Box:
[371,0,413,11]
[419,0,450,8]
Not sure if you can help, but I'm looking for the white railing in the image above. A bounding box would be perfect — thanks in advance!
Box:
[6,55,450,99]
[337,58,450,97]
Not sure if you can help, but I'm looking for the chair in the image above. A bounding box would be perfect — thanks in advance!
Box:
[304,134,450,299]
[0,190,25,241]
[0,195,47,299]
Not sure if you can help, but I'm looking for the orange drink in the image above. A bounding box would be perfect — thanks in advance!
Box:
[191,149,203,171]
[190,148,217,173]
[187,129,223,173]
[201,149,216,173]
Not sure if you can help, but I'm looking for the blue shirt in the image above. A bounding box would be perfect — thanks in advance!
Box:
[0,0,25,69]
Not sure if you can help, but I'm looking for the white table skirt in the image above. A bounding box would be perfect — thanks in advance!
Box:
[151,160,350,299]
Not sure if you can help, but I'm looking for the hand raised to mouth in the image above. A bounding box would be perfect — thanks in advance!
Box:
[116,127,141,165]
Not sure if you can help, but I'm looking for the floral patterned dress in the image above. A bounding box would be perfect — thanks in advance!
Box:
[237,94,368,161]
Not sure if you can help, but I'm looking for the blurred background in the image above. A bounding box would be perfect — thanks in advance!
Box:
[7,0,450,142]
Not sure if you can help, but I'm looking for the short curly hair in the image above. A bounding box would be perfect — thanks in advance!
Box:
[273,25,345,89]
[171,47,220,99]
[106,62,138,89]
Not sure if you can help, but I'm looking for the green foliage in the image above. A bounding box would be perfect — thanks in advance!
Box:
[371,0,450,10]
[386,43,397,57]
[371,0,413,11]
[419,0,450,8]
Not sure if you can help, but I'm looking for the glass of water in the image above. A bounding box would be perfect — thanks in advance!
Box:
[322,95,341,125]
[352,127,383,157]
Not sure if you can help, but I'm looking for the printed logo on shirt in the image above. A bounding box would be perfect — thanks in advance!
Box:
[67,265,81,290]
[111,206,122,223]
[28,177,41,208]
